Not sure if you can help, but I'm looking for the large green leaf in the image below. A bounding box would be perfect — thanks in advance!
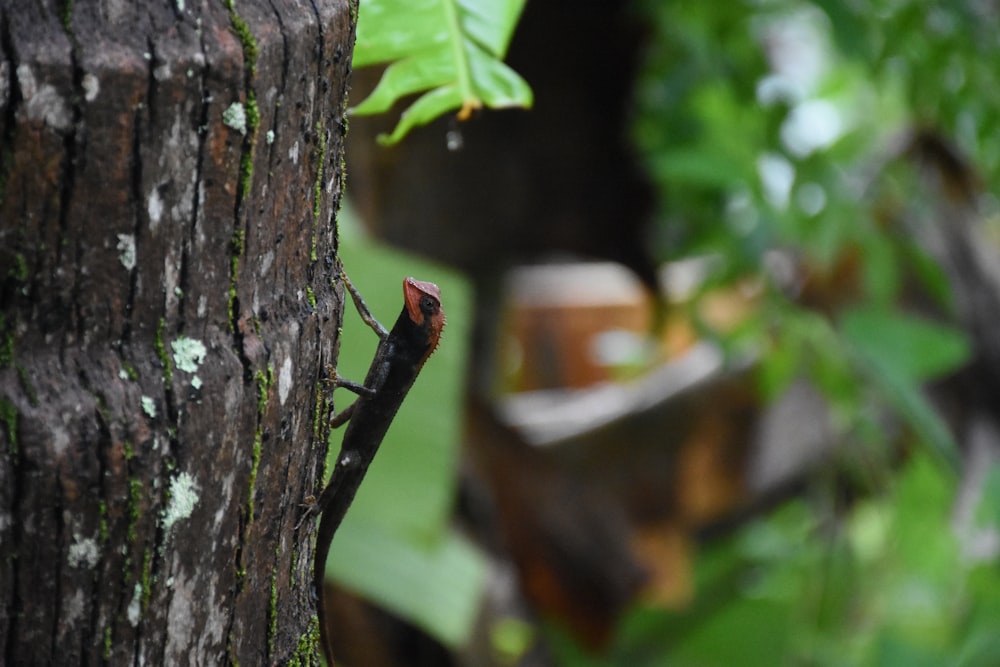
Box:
[352,0,533,144]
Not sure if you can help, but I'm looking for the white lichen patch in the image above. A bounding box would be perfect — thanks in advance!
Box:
[153,63,172,82]
[148,187,164,229]
[162,472,200,533]
[164,575,196,659]
[213,471,237,530]
[259,249,274,276]
[126,582,143,626]
[119,368,130,380]
[81,73,100,102]
[52,427,70,457]
[171,337,207,373]
[277,356,293,406]
[141,396,157,418]
[191,376,203,390]
[117,233,136,270]
[67,534,100,568]
[288,139,300,164]
[163,568,227,659]
[17,64,72,131]
[266,129,275,144]
[222,101,247,135]
[65,589,87,625]
[164,256,180,313]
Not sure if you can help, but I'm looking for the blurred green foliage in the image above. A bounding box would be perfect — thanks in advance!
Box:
[549,454,1000,667]
[552,0,1000,664]
[633,0,1000,459]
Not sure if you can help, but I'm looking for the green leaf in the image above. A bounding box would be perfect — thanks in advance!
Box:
[839,306,968,468]
[351,52,455,116]
[975,463,1000,530]
[670,597,794,667]
[649,148,748,188]
[872,633,949,667]
[352,0,533,144]
[891,454,957,579]
[839,306,970,384]
[328,519,487,647]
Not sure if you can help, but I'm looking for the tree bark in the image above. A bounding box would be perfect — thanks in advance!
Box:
[0,1,355,664]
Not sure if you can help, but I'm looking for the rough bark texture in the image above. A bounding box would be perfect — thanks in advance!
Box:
[0,1,355,664]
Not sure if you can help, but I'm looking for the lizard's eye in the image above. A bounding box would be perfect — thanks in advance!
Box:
[420,295,438,314]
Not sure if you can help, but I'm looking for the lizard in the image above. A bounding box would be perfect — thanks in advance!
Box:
[312,273,445,665]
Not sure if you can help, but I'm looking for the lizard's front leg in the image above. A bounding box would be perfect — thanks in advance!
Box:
[341,271,389,341]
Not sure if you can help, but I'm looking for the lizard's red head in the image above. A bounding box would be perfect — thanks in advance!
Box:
[403,277,445,356]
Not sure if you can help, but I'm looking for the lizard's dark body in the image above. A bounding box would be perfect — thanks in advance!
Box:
[314,277,444,665]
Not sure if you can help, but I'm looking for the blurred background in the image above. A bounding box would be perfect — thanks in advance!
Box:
[323,1,1000,665]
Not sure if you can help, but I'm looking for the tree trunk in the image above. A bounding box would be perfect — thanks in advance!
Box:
[0,0,355,663]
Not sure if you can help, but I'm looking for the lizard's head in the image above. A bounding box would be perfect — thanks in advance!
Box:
[403,277,445,354]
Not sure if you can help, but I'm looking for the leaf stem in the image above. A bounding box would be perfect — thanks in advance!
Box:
[441,0,475,111]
